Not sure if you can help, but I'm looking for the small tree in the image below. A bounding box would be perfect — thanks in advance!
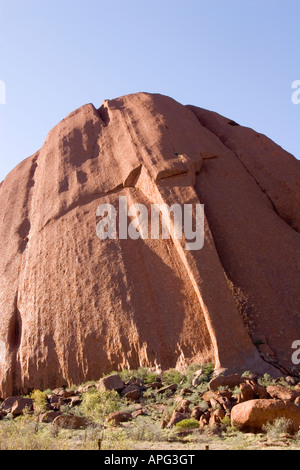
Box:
[80,389,121,449]
[31,390,48,414]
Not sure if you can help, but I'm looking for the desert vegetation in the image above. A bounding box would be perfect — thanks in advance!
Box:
[1,364,300,450]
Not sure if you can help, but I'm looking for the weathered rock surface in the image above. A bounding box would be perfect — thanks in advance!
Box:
[0,92,299,397]
[98,374,125,393]
[1,396,21,413]
[11,398,33,416]
[231,399,300,433]
[39,410,62,423]
[167,411,190,428]
[266,385,300,402]
[52,414,87,429]
[121,384,141,401]
[107,411,132,426]
[209,374,246,392]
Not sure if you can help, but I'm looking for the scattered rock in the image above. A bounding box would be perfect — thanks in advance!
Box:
[192,369,204,387]
[167,411,189,428]
[11,398,33,416]
[180,388,193,396]
[209,374,245,392]
[39,411,62,423]
[176,399,191,414]
[52,388,74,399]
[191,406,204,421]
[202,391,217,403]
[199,411,211,428]
[202,390,232,410]
[98,374,125,393]
[77,384,95,393]
[69,396,82,407]
[237,383,255,403]
[209,408,226,426]
[156,383,178,394]
[121,384,141,401]
[295,397,300,407]
[107,412,132,426]
[249,382,268,400]
[49,394,60,405]
[145,382,163,390]
[52,415,87,429]
[131,409,145,419]
[231,399,300,433]
[1,396,21,413]
[267,385,300,402]
[285,376,298,386]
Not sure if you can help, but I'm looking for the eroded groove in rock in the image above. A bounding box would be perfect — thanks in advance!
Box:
[6,294,23,395]
[8,304,22,353]
[189,115,300,373]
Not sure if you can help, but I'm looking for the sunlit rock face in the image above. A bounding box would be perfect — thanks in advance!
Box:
[0,92,299,397]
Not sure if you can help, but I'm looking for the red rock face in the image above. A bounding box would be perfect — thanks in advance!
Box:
[0,92,299,397]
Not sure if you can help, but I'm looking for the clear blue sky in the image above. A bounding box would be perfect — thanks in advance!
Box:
[0,0,299,182]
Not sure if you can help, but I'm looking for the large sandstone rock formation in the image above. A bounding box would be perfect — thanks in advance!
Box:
[0,92,299,397]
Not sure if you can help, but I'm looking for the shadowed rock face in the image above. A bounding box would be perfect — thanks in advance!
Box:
[0,92,299,397]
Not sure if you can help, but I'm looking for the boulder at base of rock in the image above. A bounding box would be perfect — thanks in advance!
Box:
[167,411,190,428]
[1,396,21,413]
[209,408,226,426]
[39,411,62,423]
[52,415,87,429]
[97,375,125,393]
[107,412,132,426]
[121,384,141,401]
[231,399,300,433]
[176,399,191,414]
[11,398,33,416]
[209,374,245,391]
[191,406,204,421]
[266,385,300,402]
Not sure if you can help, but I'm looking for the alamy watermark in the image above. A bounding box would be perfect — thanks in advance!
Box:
[96,196,204,251]
[0,80,6,104]
[291,80,300,105]
[292,340,300,365]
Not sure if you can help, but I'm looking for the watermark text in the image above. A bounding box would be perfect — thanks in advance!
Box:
[291,80,300,105]
[96,196,204,251]
[292,340,300,365]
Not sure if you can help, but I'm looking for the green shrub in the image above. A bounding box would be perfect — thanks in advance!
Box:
[31,390,48,414]
[257,374,275,388]
[241,371,252,377]
[232,386,242,396]
[191,362,215,387]
[80,389,120,425]
[144,372,159,384]
[221,416,232,428]
[108,367,159,385]
[175,418,199,430]
[162,369,184,386]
